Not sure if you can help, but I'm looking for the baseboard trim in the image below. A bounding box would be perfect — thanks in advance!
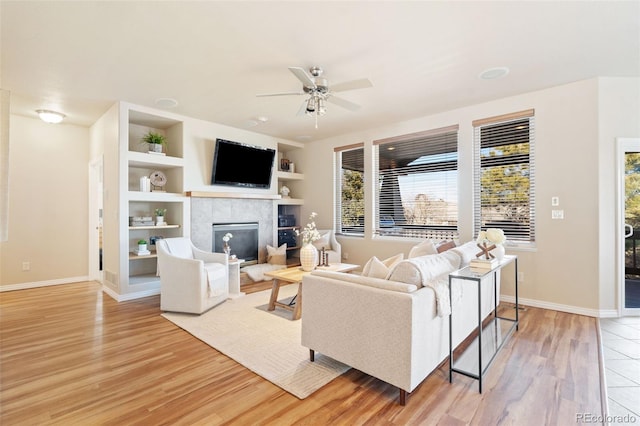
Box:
[0,276,90,292]
[101,285,160,302]
[500,295,618,318]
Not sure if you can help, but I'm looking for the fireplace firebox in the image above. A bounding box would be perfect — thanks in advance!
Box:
[212,222,259,265]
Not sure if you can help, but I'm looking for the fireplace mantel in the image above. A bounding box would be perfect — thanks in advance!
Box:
[187,191,281,200]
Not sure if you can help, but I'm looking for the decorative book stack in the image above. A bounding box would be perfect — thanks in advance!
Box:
[470,257,499,273]
[130,216,154,227]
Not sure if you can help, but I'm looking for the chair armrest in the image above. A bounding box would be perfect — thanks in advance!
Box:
[158,252,204,280]
[192,245,229,266]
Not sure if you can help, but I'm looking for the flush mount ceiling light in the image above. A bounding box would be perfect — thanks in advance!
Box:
[36,109,66,124]
[479,67,510,80]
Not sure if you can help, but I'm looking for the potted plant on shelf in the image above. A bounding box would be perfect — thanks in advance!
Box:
[142,132,167,154]
[137,239,148,253]
[154,208,167,226]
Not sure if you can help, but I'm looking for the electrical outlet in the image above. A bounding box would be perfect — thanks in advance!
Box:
[551,196,559,206]
[343,252,349,260]
[22,261,31,271]
[518,271,524,282]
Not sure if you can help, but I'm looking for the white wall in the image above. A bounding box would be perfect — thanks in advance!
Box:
[598,77,640,313]
[0,115,89,287]
[301,77,640,316]
[182,116,289,194]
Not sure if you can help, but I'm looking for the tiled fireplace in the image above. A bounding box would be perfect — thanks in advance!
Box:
[190,197,274,264]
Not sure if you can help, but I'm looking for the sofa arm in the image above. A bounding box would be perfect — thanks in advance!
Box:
[301,273,446,393]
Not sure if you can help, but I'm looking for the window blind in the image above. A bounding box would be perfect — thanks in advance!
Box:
[373,125,459,239]
[473,110,536,242]
[334,144,365,235]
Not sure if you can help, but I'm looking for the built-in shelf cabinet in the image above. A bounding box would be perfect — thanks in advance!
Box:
[99,102,305,300]
[276,141,304,264]
[121,105,189,296]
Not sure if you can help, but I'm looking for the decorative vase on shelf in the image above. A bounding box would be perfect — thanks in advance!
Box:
[300,243,318,272]
[491,244,505,261]
[223,242,231,257]
[156,216,165,226]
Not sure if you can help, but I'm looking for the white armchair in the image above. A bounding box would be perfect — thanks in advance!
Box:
[312,229,342,264]
[156,237,229,314]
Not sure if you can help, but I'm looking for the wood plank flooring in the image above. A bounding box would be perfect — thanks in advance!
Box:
[0,281,603,425]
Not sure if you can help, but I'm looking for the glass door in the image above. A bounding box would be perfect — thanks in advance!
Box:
[621,139,640,314]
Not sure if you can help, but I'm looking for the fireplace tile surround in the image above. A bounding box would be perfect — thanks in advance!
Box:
[190,198,274,263]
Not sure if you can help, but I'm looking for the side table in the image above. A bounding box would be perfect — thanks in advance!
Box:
[228,258,245,299]
[448,255,519,393]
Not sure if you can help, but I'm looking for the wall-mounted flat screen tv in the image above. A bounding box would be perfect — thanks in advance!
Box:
[211,138,276,189]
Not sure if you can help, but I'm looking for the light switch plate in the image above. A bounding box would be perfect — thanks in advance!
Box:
[551,196,559,206]
[552,209,564,219]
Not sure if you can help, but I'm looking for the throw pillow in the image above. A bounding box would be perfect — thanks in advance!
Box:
[312,232,331,250]
[436,240,456,253]
[362,253,405,279]
[408,240,437,258]
[266,243,287,265]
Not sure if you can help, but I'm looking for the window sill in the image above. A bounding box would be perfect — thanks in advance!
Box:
[504,242,537,252]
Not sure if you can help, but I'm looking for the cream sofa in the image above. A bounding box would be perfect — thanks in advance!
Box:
[301,241,501,405]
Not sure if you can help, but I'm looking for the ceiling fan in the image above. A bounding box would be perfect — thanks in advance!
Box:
[257,66,373,128]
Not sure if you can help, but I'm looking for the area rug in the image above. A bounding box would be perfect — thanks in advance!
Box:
[161,285,350,399]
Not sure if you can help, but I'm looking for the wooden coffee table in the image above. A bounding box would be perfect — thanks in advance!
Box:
[265,263,359,320]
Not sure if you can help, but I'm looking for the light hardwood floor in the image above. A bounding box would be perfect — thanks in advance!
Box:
[1,281,604,425]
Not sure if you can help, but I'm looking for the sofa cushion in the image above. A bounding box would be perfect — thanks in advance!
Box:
[408,240,438,258]
[388,251,460,288]
[309,270,418,293]
[362,253,404,279]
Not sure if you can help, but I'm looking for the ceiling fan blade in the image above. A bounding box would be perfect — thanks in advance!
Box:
[296,99,308,116]
[288,67,316,88]
[331,78,373,93]
[327,95,361,111]
[256,91,304,97]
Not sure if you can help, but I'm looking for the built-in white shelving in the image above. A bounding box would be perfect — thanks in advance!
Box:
[276,141,304,264]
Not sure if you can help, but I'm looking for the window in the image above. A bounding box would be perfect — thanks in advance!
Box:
[334,144,364,236]
[473,110,535,243]
[373,125,459,239]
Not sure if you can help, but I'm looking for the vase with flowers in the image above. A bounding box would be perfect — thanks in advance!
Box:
[296,212,321,271]
[222,232,233,257]
[476,228,506,260]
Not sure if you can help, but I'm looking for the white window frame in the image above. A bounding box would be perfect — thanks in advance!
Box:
[334,143,365,236]
[473,109,536,245]
[373,125,459,240]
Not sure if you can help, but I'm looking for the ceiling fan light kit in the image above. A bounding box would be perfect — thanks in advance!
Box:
[257,65,373,128]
